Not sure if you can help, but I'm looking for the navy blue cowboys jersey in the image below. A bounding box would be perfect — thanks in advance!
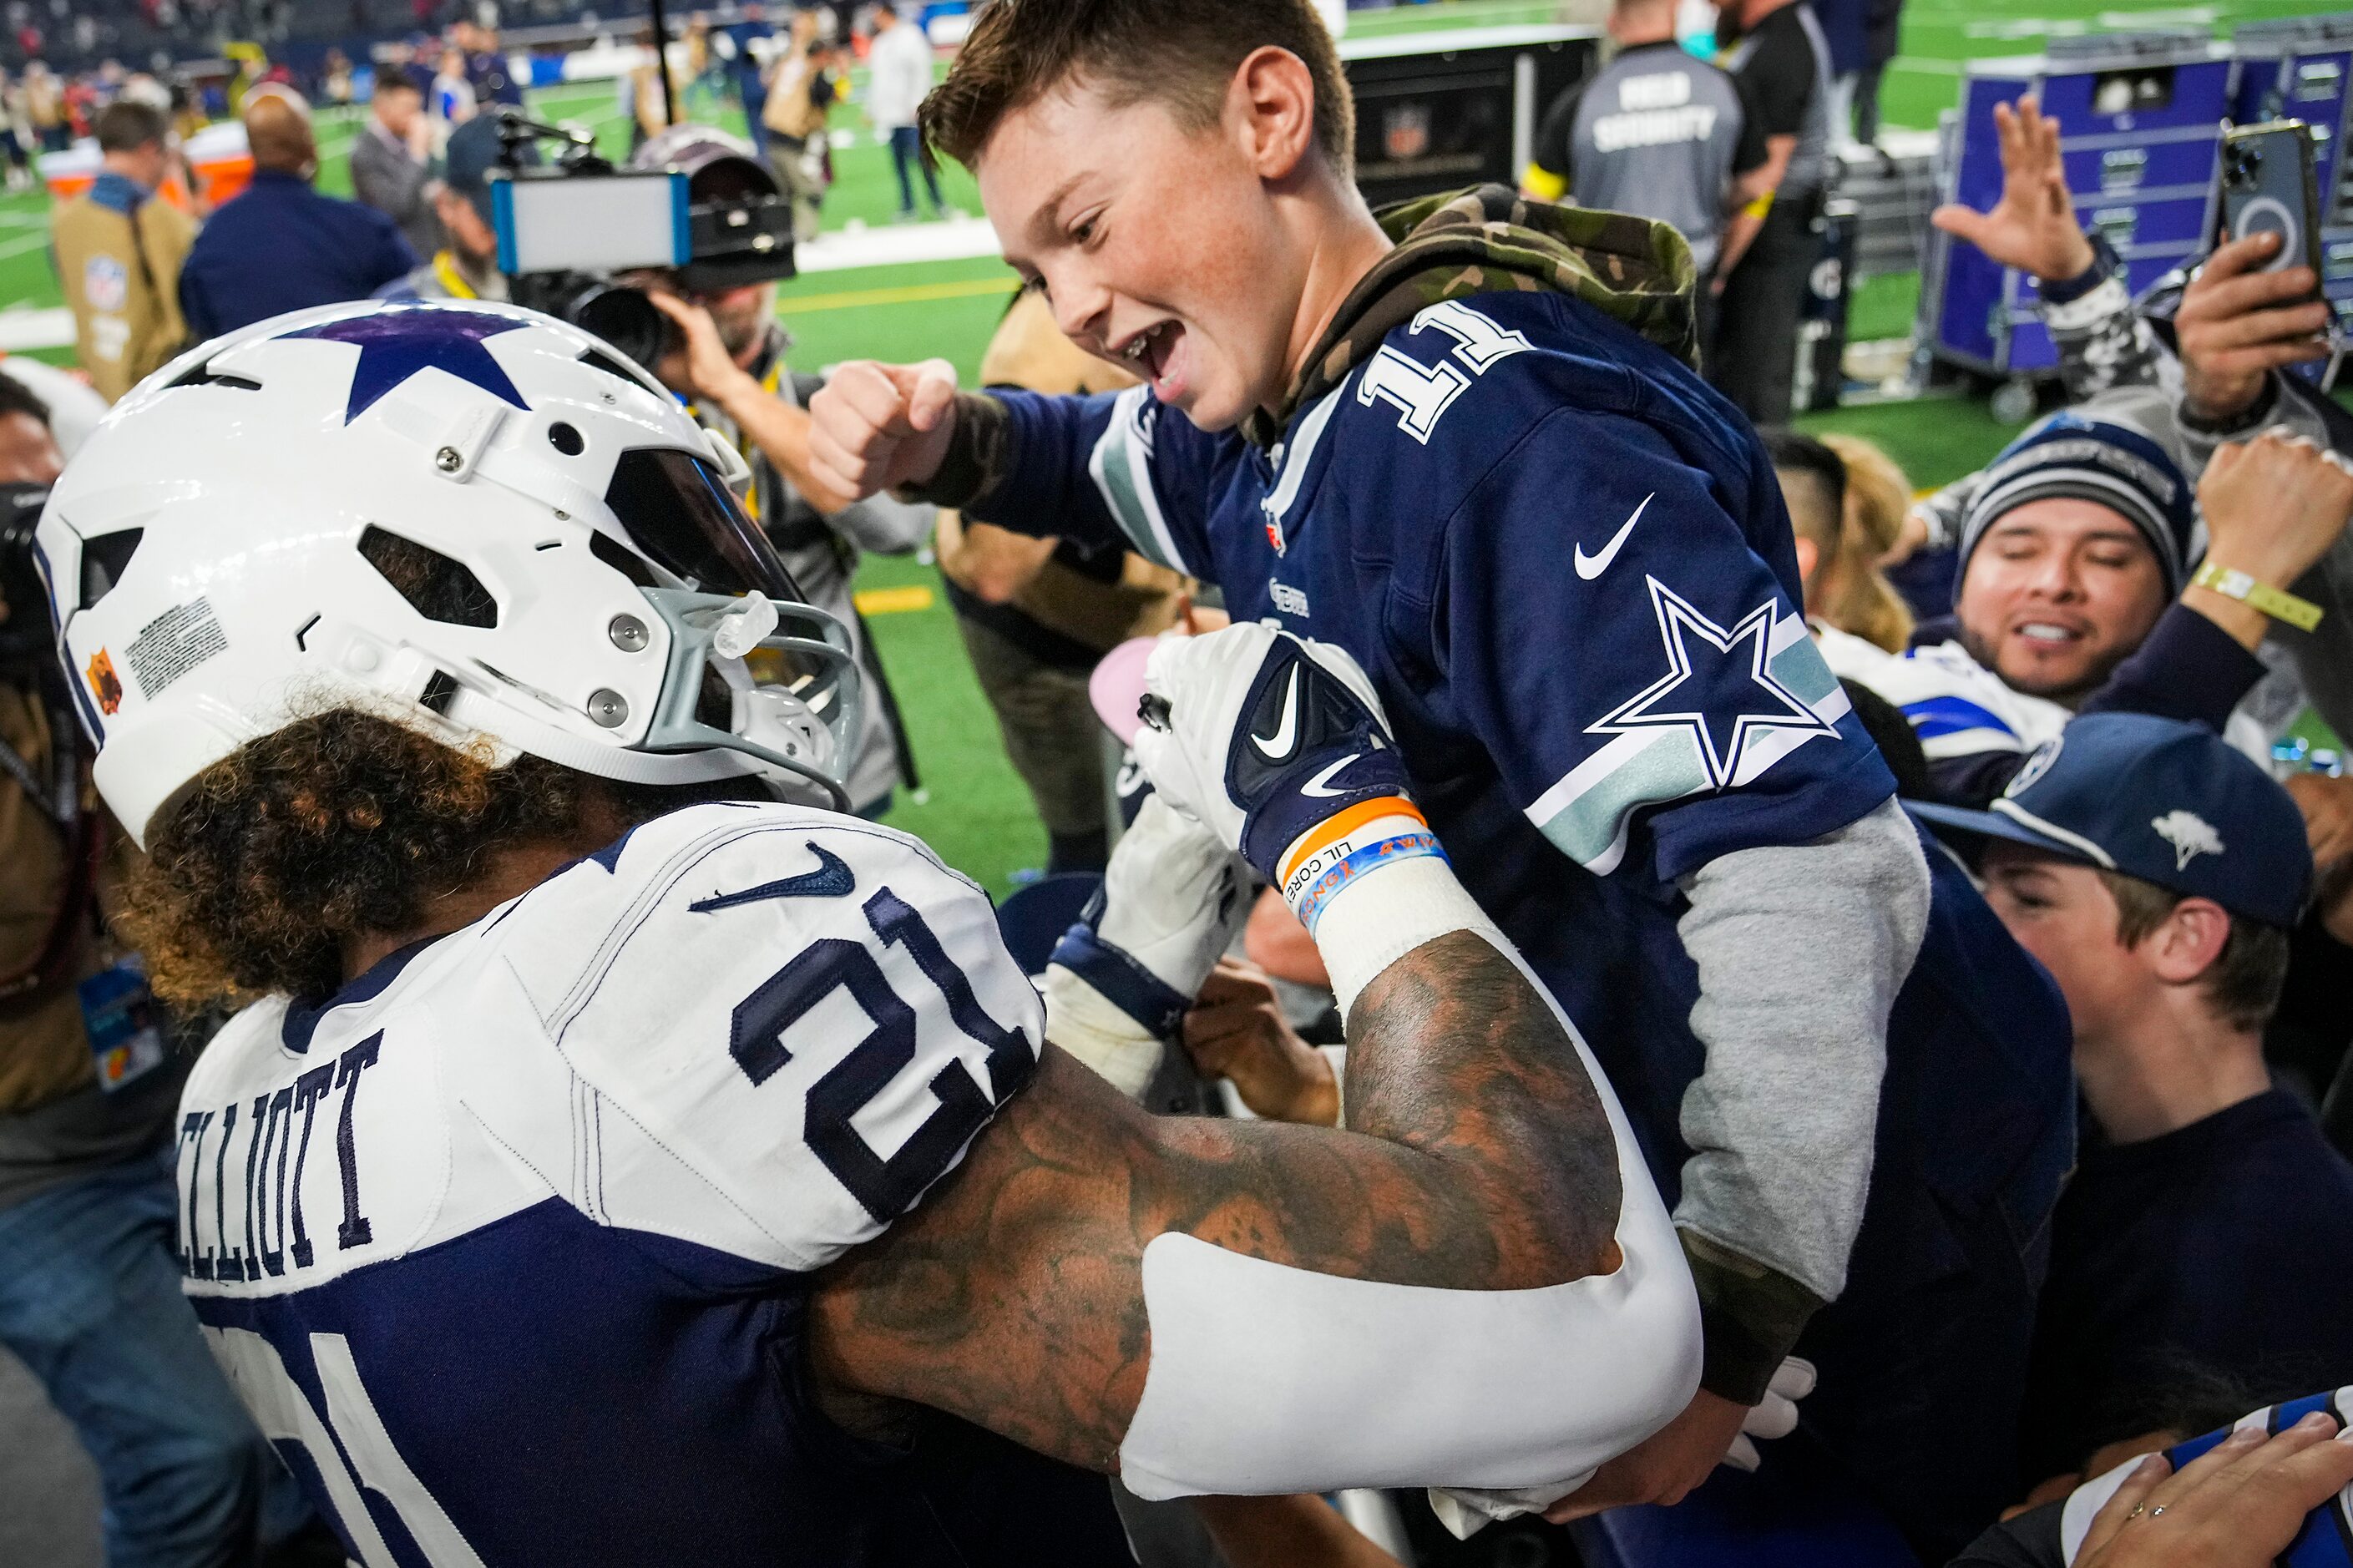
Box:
[975,290,1907,1171]
[969,289,2076,1544]
[173,802,1132,1567]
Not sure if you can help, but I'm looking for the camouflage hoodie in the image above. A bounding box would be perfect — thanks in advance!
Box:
[1239,182,1699,450]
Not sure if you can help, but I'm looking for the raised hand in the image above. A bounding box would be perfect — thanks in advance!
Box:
[1930,98,2097,283]
[2195,427,2353,593]
[805,357,960,505]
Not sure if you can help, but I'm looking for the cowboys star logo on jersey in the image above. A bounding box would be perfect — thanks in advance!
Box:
[1588,576,1840,789]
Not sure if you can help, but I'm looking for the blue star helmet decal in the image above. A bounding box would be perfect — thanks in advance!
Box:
[287,306,532,423]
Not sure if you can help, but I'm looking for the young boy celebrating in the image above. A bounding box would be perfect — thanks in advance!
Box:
[808,0,2072,1550]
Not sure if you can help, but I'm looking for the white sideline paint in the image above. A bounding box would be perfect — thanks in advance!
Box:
[0,214,1007,354]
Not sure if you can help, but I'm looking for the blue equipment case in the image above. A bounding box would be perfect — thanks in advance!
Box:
[1922,31,2231,383]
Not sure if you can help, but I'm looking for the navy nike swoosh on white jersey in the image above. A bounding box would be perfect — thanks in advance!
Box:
[691,842,856,910]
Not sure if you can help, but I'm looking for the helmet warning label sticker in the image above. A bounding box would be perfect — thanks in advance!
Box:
[125,597,228,703]
[86,648,124,715]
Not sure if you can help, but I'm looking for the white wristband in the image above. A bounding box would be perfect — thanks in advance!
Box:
[1313,853,1507,1022]
[1317,1044,1349,1126]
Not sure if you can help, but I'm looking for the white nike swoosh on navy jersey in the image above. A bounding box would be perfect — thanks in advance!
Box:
[1574,493,1656,580]
[1253,666,1301,761]
[1300,754,1362,798]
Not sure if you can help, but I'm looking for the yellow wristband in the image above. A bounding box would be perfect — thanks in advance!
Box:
[2191,560,2325,632]
[1741,190,1775,220]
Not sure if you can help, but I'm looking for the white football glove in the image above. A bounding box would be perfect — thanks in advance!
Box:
[1040,792,1250,1099]
[1724,1356,1817,1473]
[1131,622,1396,863]
[1132,622,1490,1020]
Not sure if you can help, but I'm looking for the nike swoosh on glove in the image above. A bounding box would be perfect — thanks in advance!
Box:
[1040,792,1251,1099]
[1132,624,1440,934]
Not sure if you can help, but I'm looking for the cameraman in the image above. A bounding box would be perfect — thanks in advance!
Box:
[0,382,286,1564]
[634,127,931,817]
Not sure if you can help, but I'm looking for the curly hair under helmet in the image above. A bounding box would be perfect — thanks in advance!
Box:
[122,709,736,1009]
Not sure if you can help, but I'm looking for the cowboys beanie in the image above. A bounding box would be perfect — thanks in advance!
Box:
[1957,388,2199,597]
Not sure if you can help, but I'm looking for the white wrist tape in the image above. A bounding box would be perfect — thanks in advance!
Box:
[1116,948,1699,1504]
[1313,852,1506,1021]
[1317,1044,1349,1125]
[1040,964,1168,1100]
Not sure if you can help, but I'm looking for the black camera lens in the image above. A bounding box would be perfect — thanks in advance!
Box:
[569,285,682,375]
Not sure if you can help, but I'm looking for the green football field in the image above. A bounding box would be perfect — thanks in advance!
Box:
[5,0,2336,891]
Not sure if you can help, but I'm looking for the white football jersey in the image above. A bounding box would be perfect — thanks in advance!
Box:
[173,802,1049,1567]
[1814,625,2069,764]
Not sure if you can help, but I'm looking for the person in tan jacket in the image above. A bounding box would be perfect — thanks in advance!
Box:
[937,283,1192,873]
[0,380,301,1565]
[51,99,196,403]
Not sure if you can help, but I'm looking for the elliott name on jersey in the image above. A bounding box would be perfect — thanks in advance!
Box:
[175,802,1039,1567]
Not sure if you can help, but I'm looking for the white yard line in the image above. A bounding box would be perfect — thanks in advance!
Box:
[0,306,72,351]
[0,206,1007,352]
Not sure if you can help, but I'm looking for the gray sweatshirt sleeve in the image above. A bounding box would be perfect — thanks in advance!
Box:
[1670,794,1930,1402]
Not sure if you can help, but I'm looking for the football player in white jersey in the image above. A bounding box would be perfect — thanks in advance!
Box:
[34,299,1697,1566]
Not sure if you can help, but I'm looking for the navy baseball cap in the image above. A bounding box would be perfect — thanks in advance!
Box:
[1910,712,2312,929]
[438,111,529,221]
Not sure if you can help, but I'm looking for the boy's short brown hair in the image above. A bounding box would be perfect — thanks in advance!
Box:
[919,0,1355,175]
[2099,869,2292,1033]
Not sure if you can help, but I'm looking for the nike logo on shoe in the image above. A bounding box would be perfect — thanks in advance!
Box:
[1300,754,1362,798]
[691,842,856,911]
[1574,493,1655,580]
[1252,666,1301,761]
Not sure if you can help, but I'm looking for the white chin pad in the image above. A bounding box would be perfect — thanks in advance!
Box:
[1116,1182,1698,1500]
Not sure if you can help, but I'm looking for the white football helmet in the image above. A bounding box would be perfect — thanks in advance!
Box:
[33,298,861,846]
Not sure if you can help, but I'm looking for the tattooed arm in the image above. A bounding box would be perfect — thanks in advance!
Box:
[808,927,1623,1473]
[817,625,1693,1502]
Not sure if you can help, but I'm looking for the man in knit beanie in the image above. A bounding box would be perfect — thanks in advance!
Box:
[1824,388,2353,807]
[1951,389,2200,703]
